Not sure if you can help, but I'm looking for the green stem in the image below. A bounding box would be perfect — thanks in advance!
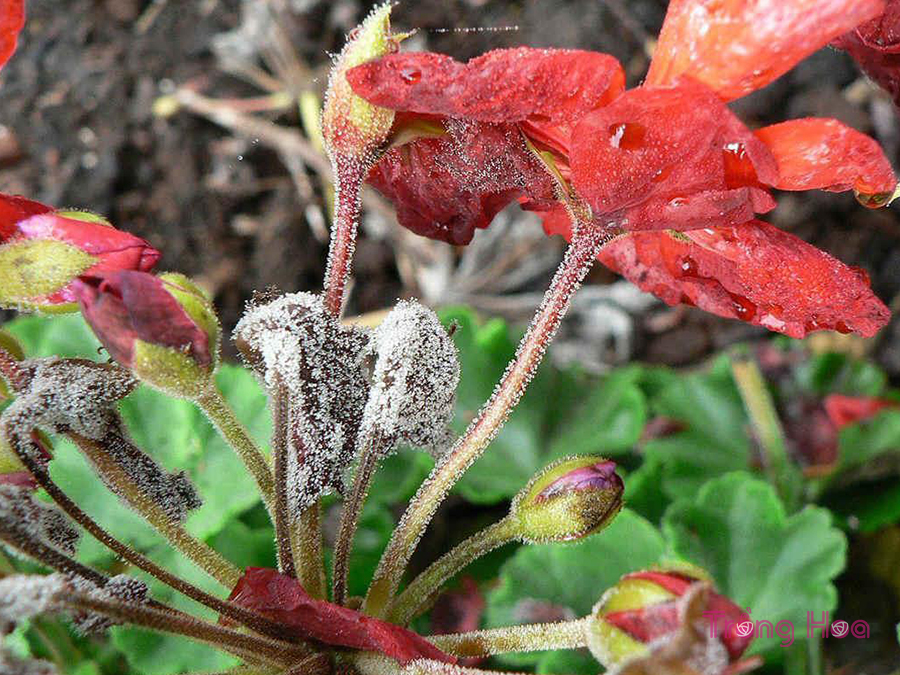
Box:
[389,517,517,626]
[71,432,241,588]
[333,436,384,606]
[295,501,326,599]
[730,353,801,510]
[195,385,276,516]
[272,379,297,578]
[363,225,611,617]
[430,617,590,658]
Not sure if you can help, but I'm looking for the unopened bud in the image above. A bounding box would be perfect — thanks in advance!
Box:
[0,196,159,312]
[322,3,402,164]
[509,456,623,544]
[585,567,753,669]
[73,271,219,398]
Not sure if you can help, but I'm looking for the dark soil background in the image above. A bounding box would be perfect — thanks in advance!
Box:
[1,0,898,370]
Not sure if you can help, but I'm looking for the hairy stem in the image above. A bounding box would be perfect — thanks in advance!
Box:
[295,501,326,599]
[322,157,365,317]
[389,517,517,626]
[70,432,240,588]
[272,378,297,578]
[332,434,384,606]
[363,225,611,616]
[429,618,590,658]
[7,428,301,642]
[195,385,276,516]
[63,594,307,667]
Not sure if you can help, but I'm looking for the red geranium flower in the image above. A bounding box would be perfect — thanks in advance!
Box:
[346,0,895,338]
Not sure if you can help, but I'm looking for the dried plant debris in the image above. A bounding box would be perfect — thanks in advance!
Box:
[1,358,136,442]
[70,574,149,635]
[0,572,148,636]
[235,292,370,510]
[0,485,80,558]
[86,419,202,524]
[360,299,459,456]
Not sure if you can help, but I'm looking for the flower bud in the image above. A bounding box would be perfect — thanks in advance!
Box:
[322,3,402,164]
[585,567,753,669]
[0,195,159,312]
[509,456,624,543]
[73,271,219,398]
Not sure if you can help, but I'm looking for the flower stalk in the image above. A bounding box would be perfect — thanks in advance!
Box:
[271,378,297,579]
[429,617,590,658]
[364,222,616,616]
[389,517,517,626]
[195,384,276,515]
[332,430,389,606]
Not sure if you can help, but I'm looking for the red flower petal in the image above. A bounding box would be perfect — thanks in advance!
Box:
[755,118,897,197]
[227,568,455,665]
[347,47,625,125]
[595,222,889,338]
[0,193,52,240]
[824,394,900,428]
[647,0,885,101]
[569,81,776,224]
[367,121,555,245]
[0,0,24,73]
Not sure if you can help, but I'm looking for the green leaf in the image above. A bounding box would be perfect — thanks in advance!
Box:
[662,472,847,656]
[823,478,900,533]
[624,455,668,524]
[643,357,750,500]
[794,352,887,397]
[835,410,900,473]
[547,366,647,458]
[3,313,101,358]
[534,649,597,675]
[484,509,665,671]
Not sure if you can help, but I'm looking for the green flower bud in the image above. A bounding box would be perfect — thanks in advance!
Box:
[509,456,623,544]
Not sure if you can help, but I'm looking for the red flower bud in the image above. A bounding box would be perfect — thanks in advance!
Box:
[586,567,753,669]
[73,271,219,397]
[0,195,159,311]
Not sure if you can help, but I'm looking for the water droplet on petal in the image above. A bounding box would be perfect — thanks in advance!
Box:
[723,141,758,188]
[834,320,853,334]
[608,122,646,150]
[678,256,698,276]
[854,188,892,209]
[728,292,756,321]
[400,68,422,84]
[669,197,688,208]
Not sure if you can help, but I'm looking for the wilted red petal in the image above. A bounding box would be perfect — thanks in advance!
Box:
[0,0,24,73]
[622,187,776,232]
[570,81,776,223]
[367,121,555,245]
[0,193,52,240]
[755,118,897,196]
[592,221,889,338]
[835,2,900,103]
[74,271,211,368]
[824,394,900,428]
[347,47,625,125]
[228,568,454,665]
[647,0,885,101]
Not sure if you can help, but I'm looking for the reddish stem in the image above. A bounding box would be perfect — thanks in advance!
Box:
[322,156,366,317]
